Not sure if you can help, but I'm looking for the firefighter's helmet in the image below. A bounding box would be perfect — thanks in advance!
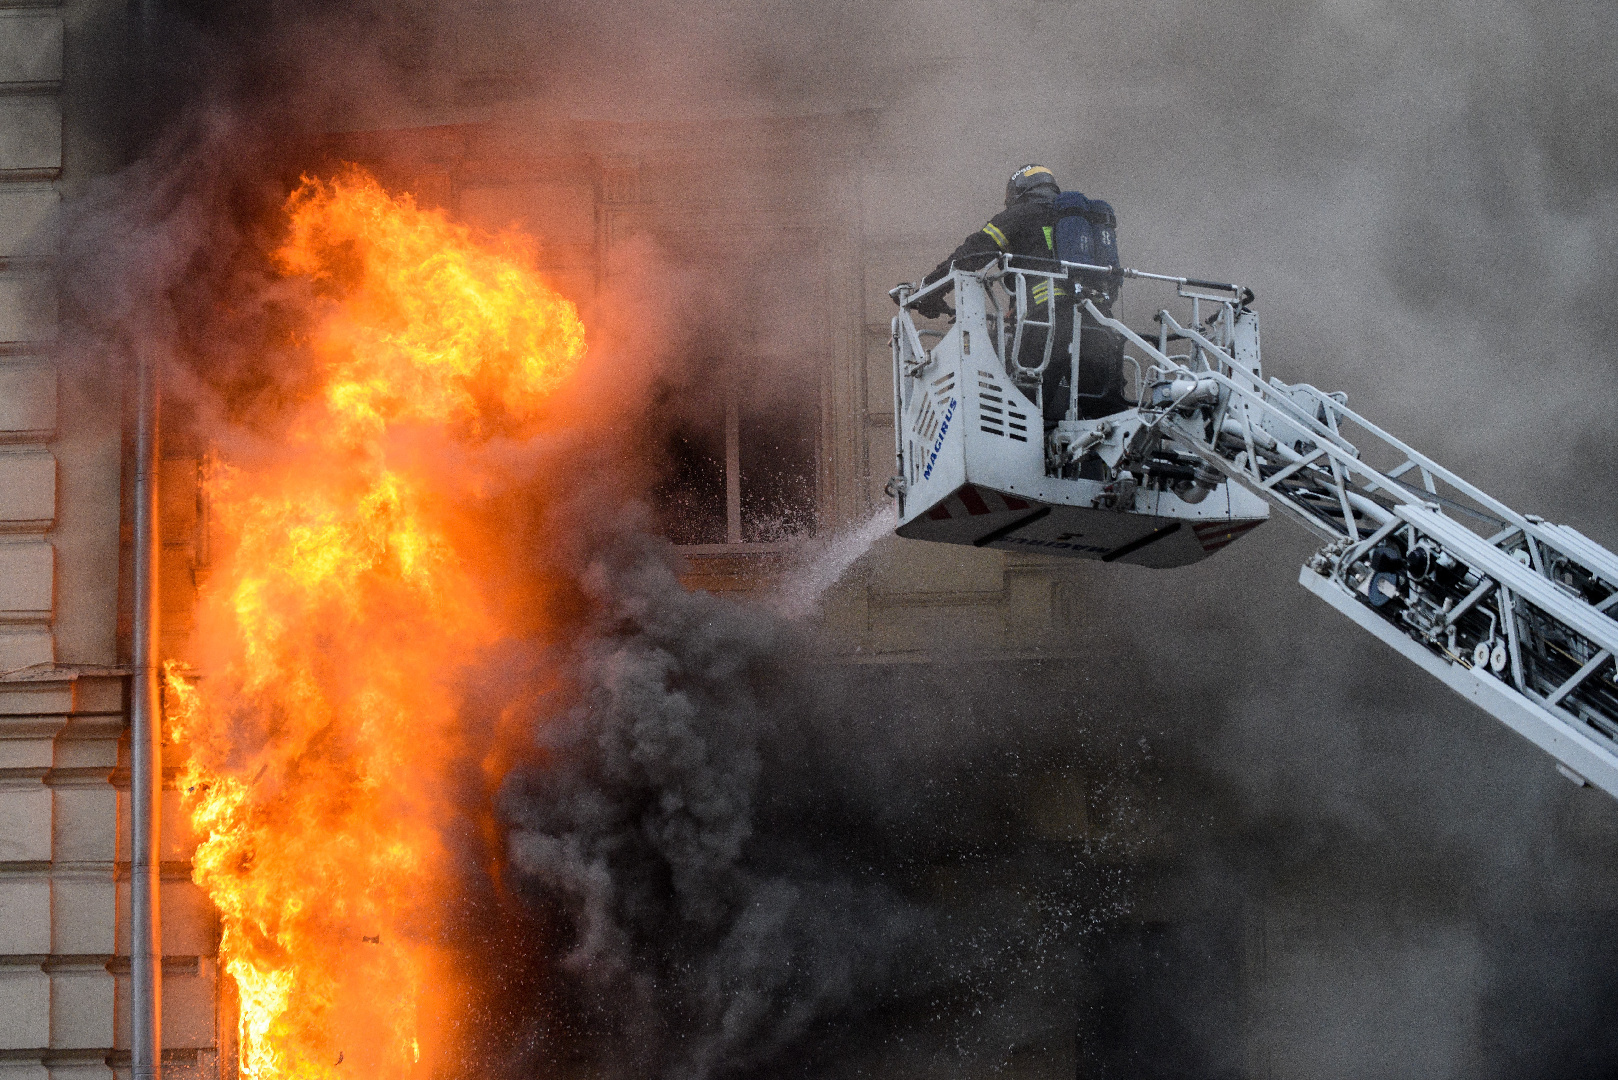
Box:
[1005,164,1059,208]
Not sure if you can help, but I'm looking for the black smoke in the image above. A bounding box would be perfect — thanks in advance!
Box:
[477,532,928,1078]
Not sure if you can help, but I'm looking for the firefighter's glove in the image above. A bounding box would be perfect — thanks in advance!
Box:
[913,292,954,320]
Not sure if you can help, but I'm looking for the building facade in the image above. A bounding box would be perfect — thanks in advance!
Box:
[0,23,1093,1077]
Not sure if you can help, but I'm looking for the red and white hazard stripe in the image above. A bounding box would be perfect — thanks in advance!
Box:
[923,485,1033,521]
[1192,519,1263,553]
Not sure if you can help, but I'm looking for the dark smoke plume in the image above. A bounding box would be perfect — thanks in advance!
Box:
[477,528,927,1078]
[434,500,1140,1078]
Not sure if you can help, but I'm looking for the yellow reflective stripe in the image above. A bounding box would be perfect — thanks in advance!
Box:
[981,222,1008,247]
[1030,280,1066,305]
[1042,225,1054,251]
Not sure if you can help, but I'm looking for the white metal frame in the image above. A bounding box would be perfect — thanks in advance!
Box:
[890,257,1618,798]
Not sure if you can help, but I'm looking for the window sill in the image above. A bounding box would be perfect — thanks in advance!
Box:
[674,543,797,595]
[672,541,796,556]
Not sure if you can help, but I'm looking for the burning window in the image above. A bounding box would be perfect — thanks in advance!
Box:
[653,381,820,547]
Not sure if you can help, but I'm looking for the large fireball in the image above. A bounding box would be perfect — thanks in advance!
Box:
[166,168,586,1080]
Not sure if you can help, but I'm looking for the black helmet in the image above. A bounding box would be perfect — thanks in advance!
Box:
[1005,164,1059,208]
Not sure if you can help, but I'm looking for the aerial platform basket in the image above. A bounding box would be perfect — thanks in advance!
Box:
[889,252,1618,800]
[889,257,1268,568]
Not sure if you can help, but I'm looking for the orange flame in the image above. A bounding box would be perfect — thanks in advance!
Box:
[166,168,585,1079]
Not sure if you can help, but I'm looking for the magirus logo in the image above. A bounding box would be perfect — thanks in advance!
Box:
[922,397,957,481]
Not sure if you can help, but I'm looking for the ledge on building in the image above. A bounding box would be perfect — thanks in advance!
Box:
[0,662,126,685]
[676,542,792,595]
[0,665,128,724]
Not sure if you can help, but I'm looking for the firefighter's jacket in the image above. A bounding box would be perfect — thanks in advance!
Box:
[923,193,1066,308]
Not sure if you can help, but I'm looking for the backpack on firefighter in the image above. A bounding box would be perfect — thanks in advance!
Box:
[1048,191,1127,416]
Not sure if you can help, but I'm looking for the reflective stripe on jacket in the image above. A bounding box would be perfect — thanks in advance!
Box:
[924,192,1067,306]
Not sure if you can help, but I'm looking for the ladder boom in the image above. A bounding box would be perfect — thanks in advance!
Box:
[890,258,1618,798]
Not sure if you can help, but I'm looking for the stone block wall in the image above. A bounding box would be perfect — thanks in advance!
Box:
[0,6,225,1078]
[0,2,60,681]
[0,676,225,1077]
[0,19,72,1064]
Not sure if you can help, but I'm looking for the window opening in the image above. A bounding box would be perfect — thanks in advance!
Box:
[652,379,819,547]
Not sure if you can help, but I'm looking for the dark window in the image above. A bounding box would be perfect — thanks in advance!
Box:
[656,392,728,546]
[652,384,819,547]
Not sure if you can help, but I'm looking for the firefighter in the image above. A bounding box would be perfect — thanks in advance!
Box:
[915,164,1063,316]
[911,164,1126,423]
